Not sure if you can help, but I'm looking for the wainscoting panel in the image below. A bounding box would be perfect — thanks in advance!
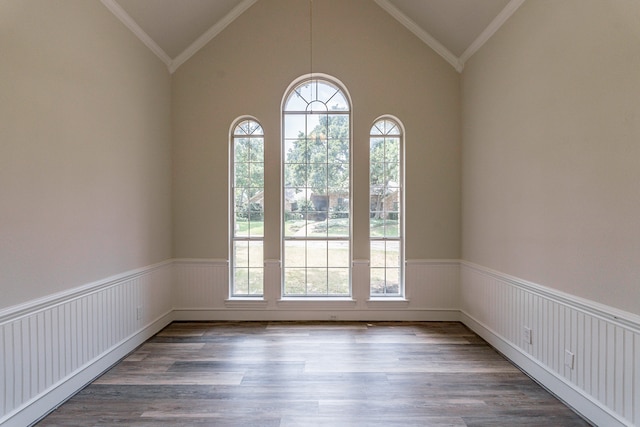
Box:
[172,258,460,321]
[0,261,174,427]
[172,259,229,309]
[405,260,459,309]
[460,261,640,427]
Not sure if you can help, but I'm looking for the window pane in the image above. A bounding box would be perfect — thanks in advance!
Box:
[250,163,264,187]
[370,241,385,268]
[284,139,306,163]
[328,269,349,294]
[285,241,306,267]
[248,241,263,268]
[234,163,248,187]
[386,166,399,185]
[370,268,386,295]
[384,215,399,238]
[249,138,264,162]
[308,138,327,164]
[285,93,308,111]
[316,81,338,104]
[385,268,400,294]
[234,241,249,267]
[328,142,348,167]
[385,241,400,267]
[233,268,249,294]
[328,241,349,267]
[307,241,327,267]
[248,268,263,295]
[284,268,307,294]
[285,164,305,188]
[295,84,313,105]
[285,114,305,138]
[327,92,348,111]
[235,138,250,162]
[306,268,327,295]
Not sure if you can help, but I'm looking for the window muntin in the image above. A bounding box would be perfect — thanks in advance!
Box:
[283,78,351,296]
[231,118,264,296]
[370,118,403,296]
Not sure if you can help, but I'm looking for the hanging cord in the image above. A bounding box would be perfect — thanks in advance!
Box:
[309,0,313,81]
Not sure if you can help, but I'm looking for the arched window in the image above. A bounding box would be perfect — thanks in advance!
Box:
[230,118,264,296]
[282,76,351,296]
[370,117,404,296]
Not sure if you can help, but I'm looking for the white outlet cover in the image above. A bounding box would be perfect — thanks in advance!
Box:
[564,350,575,369]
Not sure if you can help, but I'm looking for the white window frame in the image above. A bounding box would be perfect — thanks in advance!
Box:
[230,117,265,297]
[281,74,353,297]
[369,116,405,297]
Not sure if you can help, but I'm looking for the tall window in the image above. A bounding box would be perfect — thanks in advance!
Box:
[370,118,403,296]
[231,118,264,296]
[282,77,351,296]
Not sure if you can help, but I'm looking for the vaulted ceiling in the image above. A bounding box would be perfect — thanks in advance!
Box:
[101,0,525,73]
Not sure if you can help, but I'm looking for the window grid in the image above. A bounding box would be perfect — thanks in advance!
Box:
[370,118,403,296]
[283,78,351,297]
[231,119,264,296]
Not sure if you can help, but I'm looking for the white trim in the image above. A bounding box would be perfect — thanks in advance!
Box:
[372,0,463,72]
[173,258,229,265]
[100,0,173,70]
[459,0,527,66]
[405,259,459,266]
[461,261,640,333]
[170,0,258,73]
[460,311,627,427]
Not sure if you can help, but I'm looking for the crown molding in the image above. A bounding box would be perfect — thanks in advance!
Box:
[100,0,173,70]
[373,0,463,72]
[459,0,526,67]
[170,0,258,73]
[103,0,524,75]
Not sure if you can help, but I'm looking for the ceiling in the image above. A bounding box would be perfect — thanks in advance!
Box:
[101,0,525,73]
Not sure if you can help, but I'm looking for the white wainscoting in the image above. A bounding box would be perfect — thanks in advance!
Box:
[5,258,635,427]
[172,258,460,321]
[460,261,640,427]
[0,261,174,427]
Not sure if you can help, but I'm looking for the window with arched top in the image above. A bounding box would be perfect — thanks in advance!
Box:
[230,118,264,296]
[282,76,351,296]
[370,117,404,296]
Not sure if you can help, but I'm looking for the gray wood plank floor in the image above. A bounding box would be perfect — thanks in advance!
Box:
[36,321,591,426]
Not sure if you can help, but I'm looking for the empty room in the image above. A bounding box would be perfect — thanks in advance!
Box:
[1,0,639,426]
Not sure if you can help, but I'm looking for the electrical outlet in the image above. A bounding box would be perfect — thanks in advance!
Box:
[136,306,143,320]
[564,350,575,369]
[523,327,532,345]
[329,314,337,321]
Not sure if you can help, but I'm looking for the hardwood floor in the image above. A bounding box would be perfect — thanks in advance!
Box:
[36,322,591,426]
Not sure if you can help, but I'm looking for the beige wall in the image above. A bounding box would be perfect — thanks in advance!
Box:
[462,0,640,315]
[172,0,461,262]
[0,0,172,309]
